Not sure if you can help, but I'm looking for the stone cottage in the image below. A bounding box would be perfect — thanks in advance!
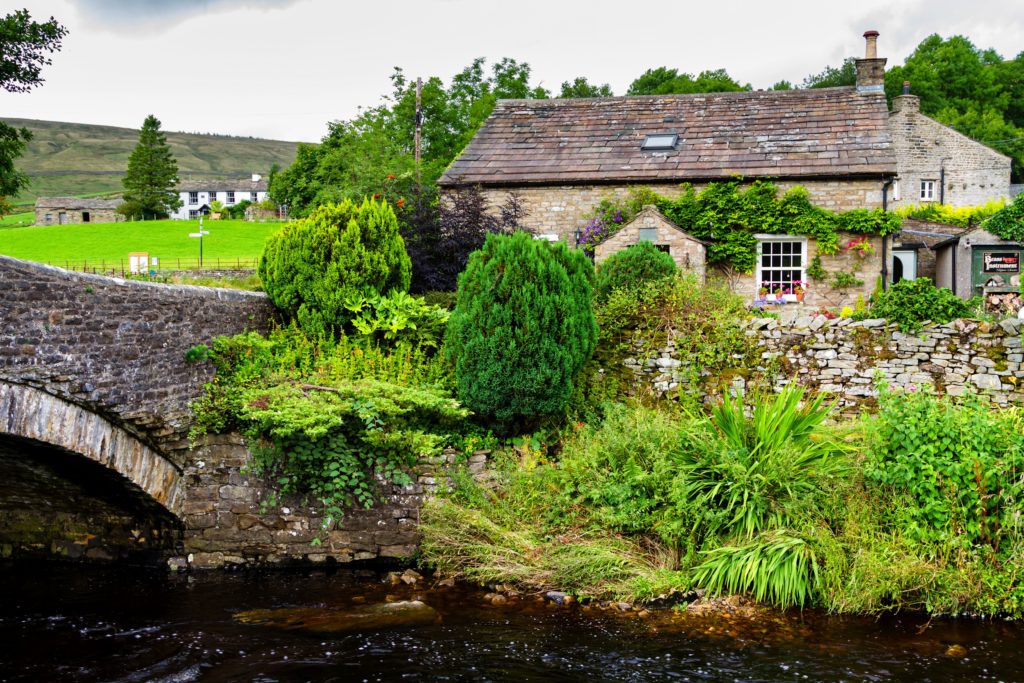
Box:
[440,31,1011,308]
[887,86,1011,210]
[35,197,122,226]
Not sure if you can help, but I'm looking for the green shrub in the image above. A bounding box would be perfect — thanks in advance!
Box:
[867,278,972,331]
[866,389,1024,553]
[594,241,677,302]
[190,325,463,523]
[258,198,412,338]
[345,291,449,351]
[445,232,598,432]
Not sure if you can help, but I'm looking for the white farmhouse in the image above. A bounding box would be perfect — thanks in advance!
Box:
[170,174,270,220]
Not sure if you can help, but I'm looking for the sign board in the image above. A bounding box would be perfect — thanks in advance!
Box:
[982,252,1020,273]
[128,252,149,274]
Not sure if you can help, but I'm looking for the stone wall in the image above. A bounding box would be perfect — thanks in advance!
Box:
[626,315,1024,408]
[888,94,1011,210]
[0,256,278,449]
[169,434,487,569]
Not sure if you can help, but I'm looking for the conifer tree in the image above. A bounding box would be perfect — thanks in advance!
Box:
[118,115,181,219]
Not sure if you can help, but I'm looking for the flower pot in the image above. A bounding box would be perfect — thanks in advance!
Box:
[796,292,805,302]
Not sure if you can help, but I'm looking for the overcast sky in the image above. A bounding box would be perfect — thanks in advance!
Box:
[4,0,1024,143]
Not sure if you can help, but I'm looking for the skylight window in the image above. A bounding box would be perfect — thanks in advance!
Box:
[641,133,678,150]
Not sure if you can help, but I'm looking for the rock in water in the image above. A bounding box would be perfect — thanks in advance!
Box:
[233,600,438,634]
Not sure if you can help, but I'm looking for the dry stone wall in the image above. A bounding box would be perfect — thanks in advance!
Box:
[627,315,1024,407]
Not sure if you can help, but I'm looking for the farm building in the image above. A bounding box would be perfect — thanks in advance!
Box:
[171,174,269,220]
[34,197,122,226]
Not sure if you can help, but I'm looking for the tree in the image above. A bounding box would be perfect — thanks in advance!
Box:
[258,198,412,338]
[627,67,750,95]
[0,9,67,93]
[0,9,67,214]
[559,77,613,98]
[801,58,857,89]
[269,57,552,218]
[118,115,182,220]
[402,184,528,293]
[445,232,597,433]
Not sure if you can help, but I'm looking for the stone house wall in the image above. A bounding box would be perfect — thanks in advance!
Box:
[888,94,1011,210]
[478,179,886,246]
[626,315,1024,408]
[471,179,887,308]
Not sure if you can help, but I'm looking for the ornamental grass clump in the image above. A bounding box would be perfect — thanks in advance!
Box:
[445,232,598,433]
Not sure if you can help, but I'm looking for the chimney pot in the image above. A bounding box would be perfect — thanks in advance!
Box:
[863,30,880,59]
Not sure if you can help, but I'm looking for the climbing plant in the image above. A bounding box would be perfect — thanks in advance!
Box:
[586,180,901,272]
[985,193,1024,242]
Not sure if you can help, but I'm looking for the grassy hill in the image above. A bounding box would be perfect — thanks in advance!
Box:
[3,118,305,207]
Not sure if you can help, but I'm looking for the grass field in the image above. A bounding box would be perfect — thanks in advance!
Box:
[0,218,282,269]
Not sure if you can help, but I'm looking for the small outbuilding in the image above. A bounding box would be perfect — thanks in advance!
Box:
[933,227,1024,305]
[593,205,707,281]
[35,197,122,226]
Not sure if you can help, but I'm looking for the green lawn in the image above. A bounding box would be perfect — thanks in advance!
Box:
[0,218,283,269]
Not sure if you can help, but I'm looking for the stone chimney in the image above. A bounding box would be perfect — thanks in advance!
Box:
[891,80,920,114]
[251,173,262,183]
[855,30,886,93]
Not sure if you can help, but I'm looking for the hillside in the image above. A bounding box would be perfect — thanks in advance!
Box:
[2,118,305,206]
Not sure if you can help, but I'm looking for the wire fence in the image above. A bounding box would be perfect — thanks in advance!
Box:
[43,257,260,275]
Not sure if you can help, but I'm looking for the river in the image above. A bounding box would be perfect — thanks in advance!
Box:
[1,562,1020,682]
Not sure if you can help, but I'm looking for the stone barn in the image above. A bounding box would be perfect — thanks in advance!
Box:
[35,197,122,226]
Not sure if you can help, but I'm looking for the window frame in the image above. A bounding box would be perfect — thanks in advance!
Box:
[920,180,936,202]
[188,191,199,205]
[251,191,258,202]
[755,235,807,298]
[227,191,235,204]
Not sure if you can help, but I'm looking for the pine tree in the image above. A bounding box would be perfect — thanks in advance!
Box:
[118,115,181,219]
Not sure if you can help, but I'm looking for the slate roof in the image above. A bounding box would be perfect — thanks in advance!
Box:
[177,178,268,192]
[440,87,897,187]
[34,196,119,210]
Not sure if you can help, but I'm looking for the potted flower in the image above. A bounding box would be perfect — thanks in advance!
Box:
[757,284,769,302]
[793,281,807,302]
[774,287,785,303]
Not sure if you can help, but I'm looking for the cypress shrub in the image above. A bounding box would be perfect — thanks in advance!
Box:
[258,198,412,338]
[595,241,677,302]
[445,232,598,432]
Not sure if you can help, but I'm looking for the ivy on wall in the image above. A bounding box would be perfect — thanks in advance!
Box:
[585,180,902,273]
[984,193,1024,242]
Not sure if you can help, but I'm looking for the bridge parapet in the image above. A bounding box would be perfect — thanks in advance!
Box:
[0,256,277,450]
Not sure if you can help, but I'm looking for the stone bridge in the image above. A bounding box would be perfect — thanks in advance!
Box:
[0,256,439,568]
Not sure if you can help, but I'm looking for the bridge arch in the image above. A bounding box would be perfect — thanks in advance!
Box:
[0,382,183,517]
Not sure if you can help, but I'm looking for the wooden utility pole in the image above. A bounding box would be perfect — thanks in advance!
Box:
[415,77,422,190]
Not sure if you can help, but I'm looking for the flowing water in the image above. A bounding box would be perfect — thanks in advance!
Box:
[1,562,1022,682]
